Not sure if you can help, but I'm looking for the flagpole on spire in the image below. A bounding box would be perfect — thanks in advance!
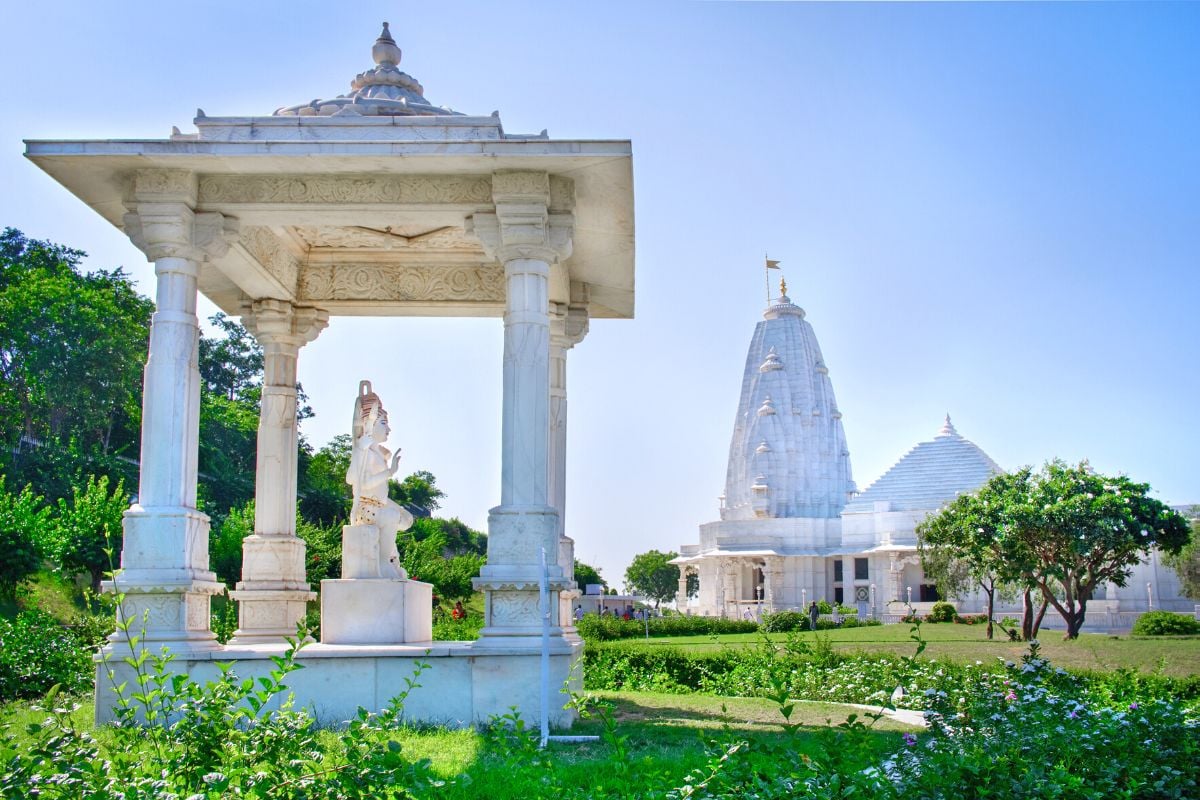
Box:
[764,255,781,305]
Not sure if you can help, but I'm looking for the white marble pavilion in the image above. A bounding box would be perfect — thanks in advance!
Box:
[674,280,1190,629]
[26,23,633,726]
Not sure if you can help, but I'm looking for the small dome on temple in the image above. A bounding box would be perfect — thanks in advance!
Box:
[756,396,777,417]
[275,22,463,117]
[755,441,772,454]
[938,413,959,437]
[759,347,784,372]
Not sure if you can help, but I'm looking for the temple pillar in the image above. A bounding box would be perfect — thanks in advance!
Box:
[677,570,689,610]
[105,169,236,654]
[550,301,589,633]
[229,300,329,643]
[468,171,574,648]
[765,557,783,612]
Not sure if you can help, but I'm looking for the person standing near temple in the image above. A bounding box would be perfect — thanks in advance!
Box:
[808,601,819,631]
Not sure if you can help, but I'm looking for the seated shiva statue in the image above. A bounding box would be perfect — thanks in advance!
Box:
[346,380,412,579]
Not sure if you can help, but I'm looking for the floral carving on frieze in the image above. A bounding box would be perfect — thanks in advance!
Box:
[299,264,504,303]
[199,175,493,205]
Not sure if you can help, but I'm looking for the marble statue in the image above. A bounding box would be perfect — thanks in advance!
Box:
[347,380,411,578]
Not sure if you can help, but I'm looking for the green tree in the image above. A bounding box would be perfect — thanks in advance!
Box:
[300,434,353,525]
[920,461,1191,640]
[0,478,50,599]
[624,550,681,608]
[574,560,606,592]
[198,313,263,403]
[0,229,152,506]
[45,475,128,593]
[1164,509,1200,599]
[209,500,255,587]
[389,470,445,516]
[397,526,484,603]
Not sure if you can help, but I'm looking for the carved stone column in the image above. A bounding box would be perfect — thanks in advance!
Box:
[106,169,236,653]
[468,171,574,648]
[229,300,329,643]
[550,301,589,632]
[676,569,690,610]
[764,557,784,612]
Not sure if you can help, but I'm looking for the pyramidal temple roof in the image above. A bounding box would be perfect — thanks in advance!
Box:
[274,22,463,117]
[844,415,1002,513]
[721,283,856,521]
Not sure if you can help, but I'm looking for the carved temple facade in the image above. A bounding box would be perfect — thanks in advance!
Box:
[674,288,1191,629]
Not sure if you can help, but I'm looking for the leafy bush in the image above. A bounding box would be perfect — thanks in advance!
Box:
[0,609,95,700]
[433,611,482,641]
[577,613,758,642]
[2,633,439,798]
[1132,610,1200,636]
[761,610,807,632]
[928,601,957,623]
[0,477,49,599]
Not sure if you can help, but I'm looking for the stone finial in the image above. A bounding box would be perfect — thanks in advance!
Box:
[373,22,402,66]
[939,414,958,437]
[274,23,460,117]
[780,277,788,298]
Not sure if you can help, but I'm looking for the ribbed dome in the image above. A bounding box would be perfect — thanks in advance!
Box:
[721,291,856,520]
[845,415,1002,513]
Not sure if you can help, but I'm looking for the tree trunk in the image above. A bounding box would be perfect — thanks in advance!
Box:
[90,568,104,595]
[1064,598,1088,639]
[984,584,995,641]
[1021,589,1035,641]
[1031,597,1049,640]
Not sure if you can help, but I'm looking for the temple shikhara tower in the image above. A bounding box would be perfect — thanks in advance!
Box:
[675,277,1190,627]
[26,23,633,726]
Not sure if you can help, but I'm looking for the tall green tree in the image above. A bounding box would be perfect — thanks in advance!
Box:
[1163,508,1200,599]
[574,560,606,592]
[624,550,681,608]
[45,475,128,593]
[0,229,152,488]
[0,477,50,599]
[920,461,1191,640]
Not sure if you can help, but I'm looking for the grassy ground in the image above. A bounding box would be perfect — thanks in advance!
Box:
[618,623,1200,676]
[1,690,916,798]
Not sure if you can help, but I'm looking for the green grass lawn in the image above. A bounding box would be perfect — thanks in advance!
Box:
[620,622,1200,676]
[2,689,917,798]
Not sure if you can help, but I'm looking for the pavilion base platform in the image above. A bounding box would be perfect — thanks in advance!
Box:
[93,639,584,728]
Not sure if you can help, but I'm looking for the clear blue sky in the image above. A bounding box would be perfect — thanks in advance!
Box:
[3,2,1197,588]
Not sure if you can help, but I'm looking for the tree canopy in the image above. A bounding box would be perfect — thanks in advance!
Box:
[624,550,680,607]
[919,460,1191,639]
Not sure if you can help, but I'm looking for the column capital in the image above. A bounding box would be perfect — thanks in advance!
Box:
[240,299,329,349]
[123,205,239,264]
[467,170,574,265]
[551,303,590,349]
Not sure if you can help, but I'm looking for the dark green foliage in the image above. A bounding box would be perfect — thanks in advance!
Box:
[209,500,254,586]
[198,312,263,402]
[624,549,680,607]
[1132,610,1200,636]
[398,525,485,603]
[577,613,762,641]
[432,611,482,641]
[0,478,49,599]
[928,601,957,623]
[920,460,1193,639]
[0,609,95,700]
[389,469,445,516]
[198,390,259,515]
[0,229,152,458]
[1164,513,1200,599]
[299,433,352,525]
[43,474,127,593]
[574,559,606,591]
[298,517,344,585]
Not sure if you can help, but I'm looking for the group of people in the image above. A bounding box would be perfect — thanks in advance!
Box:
[573,605,651,622]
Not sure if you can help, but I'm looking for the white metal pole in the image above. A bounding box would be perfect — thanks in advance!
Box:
[539,547,550,748]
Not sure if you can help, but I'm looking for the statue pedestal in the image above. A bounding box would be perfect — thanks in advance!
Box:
[320,578,433,644]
